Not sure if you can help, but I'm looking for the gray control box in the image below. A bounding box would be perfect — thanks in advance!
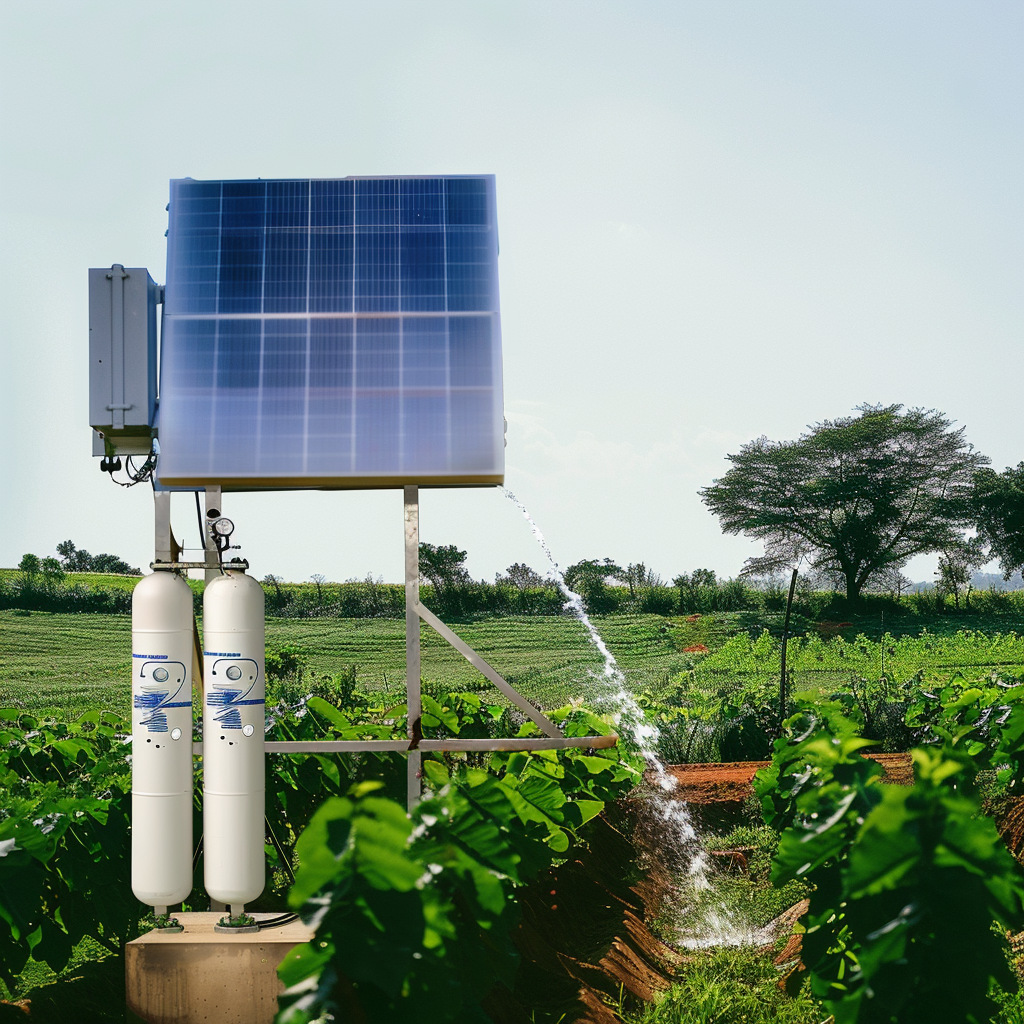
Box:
[89,265,160,455]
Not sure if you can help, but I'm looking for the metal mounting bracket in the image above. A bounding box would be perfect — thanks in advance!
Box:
[163,485,618,813]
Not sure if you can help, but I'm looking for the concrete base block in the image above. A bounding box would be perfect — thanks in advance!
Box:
[125,912,312,1024]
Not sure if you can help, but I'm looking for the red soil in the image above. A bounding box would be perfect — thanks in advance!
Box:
[661,753,914,804]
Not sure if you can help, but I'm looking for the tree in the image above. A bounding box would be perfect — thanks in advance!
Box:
[55,540,140,575]
[863,563,913,602]
[563,558,623,612]
[39,556,66,589]
[935,537,987,610]
[496,562,545,589]
[57,540,92,572]
[619,563,663,601]
[672,568,717,591]
[90,553,141,575]
[418,543,472,595]
[700,404,988,600]
[972,462,1024,580]
[17,553,40,575]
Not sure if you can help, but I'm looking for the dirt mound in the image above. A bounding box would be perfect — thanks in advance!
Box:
[662,753,914,804]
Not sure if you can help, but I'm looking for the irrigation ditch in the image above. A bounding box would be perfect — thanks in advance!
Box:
[487,758,922,1023]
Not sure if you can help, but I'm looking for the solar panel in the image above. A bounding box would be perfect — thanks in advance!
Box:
[156,176,503,490]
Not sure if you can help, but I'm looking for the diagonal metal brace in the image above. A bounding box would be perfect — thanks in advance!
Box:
[414,601,563,738]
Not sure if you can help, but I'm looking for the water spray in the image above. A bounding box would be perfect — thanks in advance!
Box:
[502,488,764,947]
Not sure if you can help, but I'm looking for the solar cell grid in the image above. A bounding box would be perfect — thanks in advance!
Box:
[158,175,503,490]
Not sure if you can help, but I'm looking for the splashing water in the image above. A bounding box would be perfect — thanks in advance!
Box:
[501,488,663,767]
[503,488,766,949]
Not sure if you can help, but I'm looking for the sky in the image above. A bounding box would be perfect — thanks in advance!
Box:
[1,1,1020,586]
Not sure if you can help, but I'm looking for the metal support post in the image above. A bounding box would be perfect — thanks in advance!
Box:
[203,485,225,912]
[204,486,222,583]
[404,486,421,812]
[154,491,172,564]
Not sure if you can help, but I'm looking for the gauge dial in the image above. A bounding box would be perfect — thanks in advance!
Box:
[212,517,235,538]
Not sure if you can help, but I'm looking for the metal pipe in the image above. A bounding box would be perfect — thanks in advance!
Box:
[404,486,422,811]
[416,602,562,738]
[192,735,618,755]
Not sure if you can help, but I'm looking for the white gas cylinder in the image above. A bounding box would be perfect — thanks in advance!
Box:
[202,569,266,907]
[131,570,194,909]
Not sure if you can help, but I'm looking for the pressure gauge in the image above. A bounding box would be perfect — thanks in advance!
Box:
[212,517,235,538]
[152,667,169,683]
[225,665,242,681]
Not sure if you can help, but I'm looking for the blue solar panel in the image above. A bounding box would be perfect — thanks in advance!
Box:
[156,176,503,489]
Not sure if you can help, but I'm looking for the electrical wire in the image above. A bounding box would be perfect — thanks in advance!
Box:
[256,913,300,930]
[195,491,206,553]
[265,815,297,884]
[104,448,157,487]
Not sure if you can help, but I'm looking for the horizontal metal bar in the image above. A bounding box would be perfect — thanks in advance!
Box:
[166,311,494,320]
[190,735,617,755]
[415,602,563,738]
[267,739,410,753]
[418,735,618,752]
[191,740,409,755]
[151,560,249,571]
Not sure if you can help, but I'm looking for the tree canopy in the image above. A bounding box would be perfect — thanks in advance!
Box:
[972,463,1024,580]
[563,558,623,612]
[418,542,472,594]
[496,562,546,589]
[56,540,139,576]
[700,404,988,599]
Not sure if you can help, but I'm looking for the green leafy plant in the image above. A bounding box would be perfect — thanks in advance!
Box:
[908,672,1024,791]
[0,710,135,999]
[275,705,637,1023]
[755,703,1024,1023]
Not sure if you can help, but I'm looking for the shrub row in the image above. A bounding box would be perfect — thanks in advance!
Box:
[4,572,1023,620]
[0,577,133,614]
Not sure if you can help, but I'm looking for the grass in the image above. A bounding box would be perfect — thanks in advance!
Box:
[6,601,1024,1023]
[5,605,1024,720]
[0,610,690,719]
[0,569,143,591]
[622,947,826,1024]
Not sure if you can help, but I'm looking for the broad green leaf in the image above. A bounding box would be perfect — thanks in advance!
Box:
[290,796,355,907]
[277,939,334,988]
[350,797,420,892]
[422,758,449,787]
[544,829,570,853]
[306,697,351,729]
[421,695,460,734]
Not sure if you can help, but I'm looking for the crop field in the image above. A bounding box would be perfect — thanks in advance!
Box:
[0,610,690,718]
[690,627,1024,698]
[3,606,1024,720]
[4,606,1024,1022]
[0,569,144,592]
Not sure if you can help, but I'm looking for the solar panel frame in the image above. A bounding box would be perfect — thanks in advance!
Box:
[156,175,504,491]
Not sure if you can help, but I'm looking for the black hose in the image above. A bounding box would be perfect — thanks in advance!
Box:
[195,491,205,552]
[257,913,300,930]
